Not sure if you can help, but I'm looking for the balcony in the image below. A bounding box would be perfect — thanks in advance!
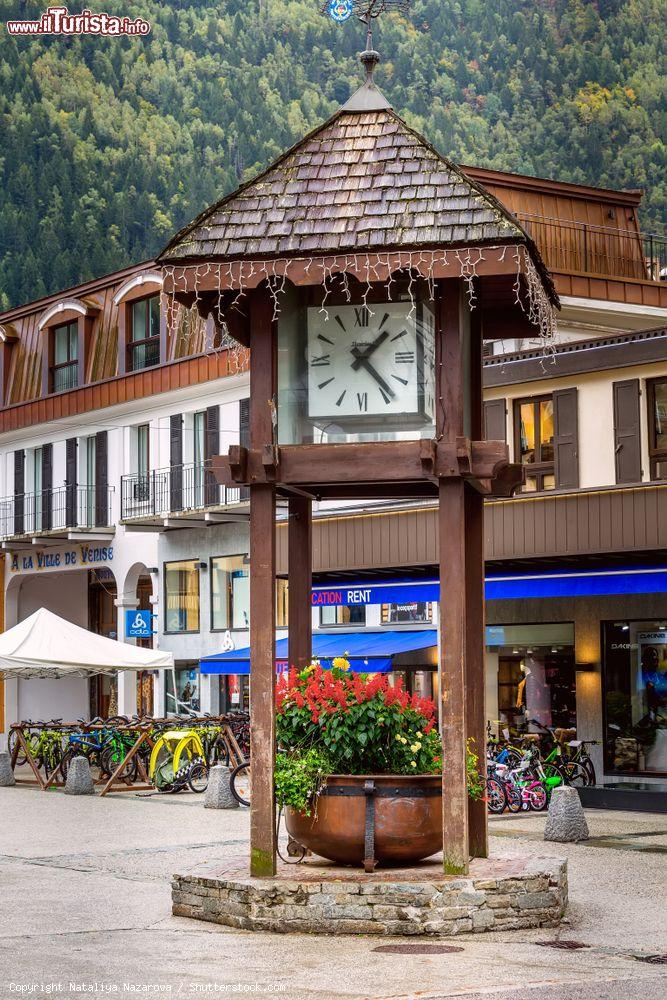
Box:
[120,462,248,532]
[0,485,115,546]
[516,213,667,282]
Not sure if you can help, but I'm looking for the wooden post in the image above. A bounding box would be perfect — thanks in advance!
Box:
[465,298,489,858]
[437,279,469,874]
[438,480,470,874]
[249,287,277,877]
[288,496,312,671]
[465,484,488,858]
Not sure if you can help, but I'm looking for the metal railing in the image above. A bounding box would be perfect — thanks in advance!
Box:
[0,485,114,539]
[516,213,667,282]
[51,362,79,393]
[120,462,242,520]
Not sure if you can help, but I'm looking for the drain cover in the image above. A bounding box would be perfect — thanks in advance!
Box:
[635,954,667,964]
[537,940,590,950]
[372,944,464,955]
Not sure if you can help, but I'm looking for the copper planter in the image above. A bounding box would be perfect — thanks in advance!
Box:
[285,773,442,868]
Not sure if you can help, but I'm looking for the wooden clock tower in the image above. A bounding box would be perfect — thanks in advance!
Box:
[159,49,557,876]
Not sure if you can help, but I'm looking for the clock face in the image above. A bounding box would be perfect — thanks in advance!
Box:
[306,302,435,422]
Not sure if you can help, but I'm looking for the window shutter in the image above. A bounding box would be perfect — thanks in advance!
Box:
[553,387,579,489]
[65,438,77,526]
[95,430,108,526]
[613,379,642,484]
[204,405,220,505]
[239,397,250,501]
[483,398,506,442]
[41,443,53,531]
[14,449,24,535]
[169,413,183,512]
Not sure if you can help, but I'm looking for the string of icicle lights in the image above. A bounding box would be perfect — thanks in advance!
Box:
[162,244,557,372]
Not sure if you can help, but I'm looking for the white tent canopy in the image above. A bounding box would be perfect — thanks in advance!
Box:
[0,607,174,678]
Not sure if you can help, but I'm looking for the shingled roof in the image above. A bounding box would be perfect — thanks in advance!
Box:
[159,102,548,293]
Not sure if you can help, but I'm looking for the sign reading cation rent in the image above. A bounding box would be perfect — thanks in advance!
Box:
[9,544,114,573]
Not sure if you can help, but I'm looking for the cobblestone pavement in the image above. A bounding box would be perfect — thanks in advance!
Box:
[0,786,665,1000]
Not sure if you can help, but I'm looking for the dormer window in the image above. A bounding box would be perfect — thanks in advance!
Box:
[51,320,79,392]
[128,295,160,372]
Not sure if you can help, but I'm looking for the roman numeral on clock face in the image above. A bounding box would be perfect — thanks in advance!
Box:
[354,307,371,328]
[311,354,330,367]
[395,351,415,364]
[357,392,368,412]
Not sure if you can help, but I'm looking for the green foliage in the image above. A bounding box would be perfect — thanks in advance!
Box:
[274,747,331,814]
[0,0,664,308]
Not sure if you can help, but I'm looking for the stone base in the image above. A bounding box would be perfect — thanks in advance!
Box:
[172,853,567,936]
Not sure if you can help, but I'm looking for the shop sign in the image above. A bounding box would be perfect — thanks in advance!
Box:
[9,543,114,574]
[126,609,152,638]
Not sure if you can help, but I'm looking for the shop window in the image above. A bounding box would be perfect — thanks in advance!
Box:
[276,578,288,629]
[128,294,160,372]
[381,601,432,624]
[603,620,667,775]
[164,560,200,633]
[648,378,667,480]
[51,320,79,392]
[320,605,366,627]
[514,395,555,492]
[485,623,576,736]
[211,555,249,630]
[166,665,200,714]
[219,673,250,714]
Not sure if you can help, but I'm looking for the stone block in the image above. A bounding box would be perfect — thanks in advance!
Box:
[64,755,94,795]
[544,786,589,843]
[204,765,238,810]
[0,752,16,787]
[472,908,495,930]
[518,891,558,910]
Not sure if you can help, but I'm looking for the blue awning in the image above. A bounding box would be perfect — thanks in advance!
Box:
[311,566,667,607]
[200,629,437,675]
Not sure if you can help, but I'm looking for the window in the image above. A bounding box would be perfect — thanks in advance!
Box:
[648,378,667,480]
[51,321,78,392]
[128,295,160,371]
[164,560,200,633]
[603,620,667,775]
[381,601,432,624]
[514,395,555,492]
[211,555,249,630]
[485,623,576,736]
[276,578,289,629]
[85,435,96,526]
[320,605,366,627]
[166,665,200,714]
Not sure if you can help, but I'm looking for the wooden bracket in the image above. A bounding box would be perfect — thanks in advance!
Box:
[419,439,437,476]
[261,444,280,481]
[456,437,473,475]
[227,445,248,482]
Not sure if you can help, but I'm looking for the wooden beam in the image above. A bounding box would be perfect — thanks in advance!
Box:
[464,484,488,858]
[439,479,469,875]
[437,279,470,874]
[248,286,277,878]
[288,496,312,671]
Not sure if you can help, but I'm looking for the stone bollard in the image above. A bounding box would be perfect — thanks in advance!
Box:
[0,751,16,787]
[544,785,589,843]
[204,764,238,809]
[64,755,95,796]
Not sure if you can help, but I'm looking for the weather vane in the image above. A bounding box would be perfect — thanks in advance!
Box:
[322,1,411,87]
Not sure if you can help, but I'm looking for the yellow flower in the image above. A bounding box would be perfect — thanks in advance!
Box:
[410,761,417,767]
[332,656,350,671]
[410,744,418,752]
[414,741,422,750]
[395,734,403,742]
[400,736,408,744]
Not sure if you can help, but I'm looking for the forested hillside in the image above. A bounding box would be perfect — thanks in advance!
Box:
[0,0,664,308]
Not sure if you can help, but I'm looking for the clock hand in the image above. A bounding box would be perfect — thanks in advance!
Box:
[350,329,390,370]
[351,353,396,400]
